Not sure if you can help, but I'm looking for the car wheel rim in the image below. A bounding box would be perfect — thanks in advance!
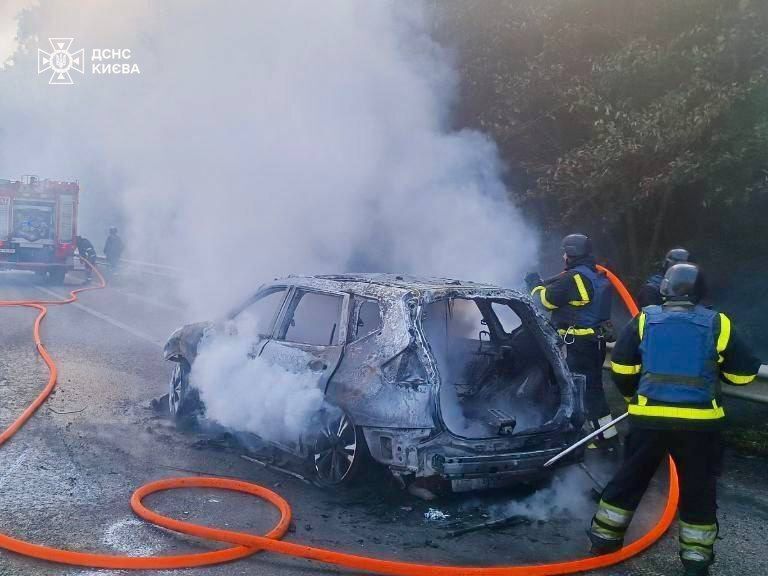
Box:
[169,363,184,415]
[314,413,357,484]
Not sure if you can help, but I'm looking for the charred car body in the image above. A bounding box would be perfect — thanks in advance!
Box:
[164,274,586,491]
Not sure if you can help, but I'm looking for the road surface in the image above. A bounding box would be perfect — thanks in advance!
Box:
[0,269,766,576]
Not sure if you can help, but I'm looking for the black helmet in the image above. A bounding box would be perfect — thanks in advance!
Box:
[660,263,701,301]
[562,233,592,258]
[664,247,690,270]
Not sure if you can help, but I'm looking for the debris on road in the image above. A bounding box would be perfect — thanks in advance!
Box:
[444,514,530,538]
[424,508,451,521]
[240,454,312,485]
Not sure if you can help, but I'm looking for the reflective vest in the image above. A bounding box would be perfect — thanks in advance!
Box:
[552,265,613,330]
[631,304,725,422]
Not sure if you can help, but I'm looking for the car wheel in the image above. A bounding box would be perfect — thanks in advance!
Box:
[312,410,367,486]
[168,360,201,423]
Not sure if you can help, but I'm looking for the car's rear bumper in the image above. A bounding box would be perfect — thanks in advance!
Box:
[363,426,582,489]
[436,446,574,478]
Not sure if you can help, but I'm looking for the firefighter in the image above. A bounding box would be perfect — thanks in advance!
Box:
[103,226,124,270]
[75,235,97,281]
[590,263,761,576]
[528,233,617,451]
[637,247,691,308]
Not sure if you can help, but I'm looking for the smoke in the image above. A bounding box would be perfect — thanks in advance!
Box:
[0,0,537,318]
[1,2,538,444]
[489,468,595,522]
[190,329,324,443]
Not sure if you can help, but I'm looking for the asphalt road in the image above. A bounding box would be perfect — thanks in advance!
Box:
[0,269,767,576]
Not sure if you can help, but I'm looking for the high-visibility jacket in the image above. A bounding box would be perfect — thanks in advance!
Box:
[531,263,612,337]
[610,302,761,429]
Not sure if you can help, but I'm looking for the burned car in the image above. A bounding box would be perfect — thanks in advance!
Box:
[163,274,585,491]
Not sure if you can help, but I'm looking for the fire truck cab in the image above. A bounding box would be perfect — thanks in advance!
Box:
[0,175,78,284]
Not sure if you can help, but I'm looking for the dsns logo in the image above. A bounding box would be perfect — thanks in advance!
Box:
[38,38,84,85]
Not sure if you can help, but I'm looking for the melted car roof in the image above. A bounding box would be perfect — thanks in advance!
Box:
[269,274,525,302]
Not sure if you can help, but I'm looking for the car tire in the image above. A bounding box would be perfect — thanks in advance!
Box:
[168,360,202,425]
[311,409,369,487]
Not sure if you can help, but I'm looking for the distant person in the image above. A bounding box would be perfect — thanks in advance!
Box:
[75,235,97,281]
[590,263,761,576]
[103,226,124,270]
[526,233,618,452]
[637,248,691,308]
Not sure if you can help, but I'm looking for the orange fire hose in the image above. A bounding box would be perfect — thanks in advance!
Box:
[0,262,679,573]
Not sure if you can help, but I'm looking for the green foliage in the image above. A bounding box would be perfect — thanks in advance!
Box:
[436,0,768,274]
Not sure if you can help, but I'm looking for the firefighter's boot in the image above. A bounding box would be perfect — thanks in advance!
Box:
[682,562,709,576]
[588,499,633,555]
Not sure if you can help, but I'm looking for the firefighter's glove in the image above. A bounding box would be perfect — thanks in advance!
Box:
[525,272,543,292]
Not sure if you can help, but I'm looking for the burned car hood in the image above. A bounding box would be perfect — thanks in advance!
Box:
[163,321,214,362]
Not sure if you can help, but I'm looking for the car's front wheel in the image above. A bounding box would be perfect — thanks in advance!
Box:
[168,360,201,424]
[312,410,367,487]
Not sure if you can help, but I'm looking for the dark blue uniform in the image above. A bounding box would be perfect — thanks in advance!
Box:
[531,256,615,442]
[591,301,760,572]
[637,273,664,308]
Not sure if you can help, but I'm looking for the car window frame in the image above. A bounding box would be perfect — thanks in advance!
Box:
[348,296,383,344]
[275,287,350,347]
[489,300,525,336]
[228,285,290,339]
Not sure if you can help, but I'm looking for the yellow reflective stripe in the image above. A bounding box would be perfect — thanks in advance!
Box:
[558,327,595,336]
[623,396,632,403]
[679,521,718,546]
[598,500,634,517]
[638,312,646,340]
[539,290,558,310]
[629,396,725,420]
[723,372,756,385]
[595,500,634,527]
[717,313,731,354]
[570,274,590,306]
[611,362,641,375]
[531,286,558,310]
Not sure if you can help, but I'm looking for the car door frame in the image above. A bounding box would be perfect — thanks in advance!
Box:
[229,284,292,358]
[265,285,351,394]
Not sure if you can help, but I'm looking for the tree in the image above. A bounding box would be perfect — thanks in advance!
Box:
[436,0,768,280]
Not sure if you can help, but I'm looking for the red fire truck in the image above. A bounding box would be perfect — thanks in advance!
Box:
[0,175,78,283]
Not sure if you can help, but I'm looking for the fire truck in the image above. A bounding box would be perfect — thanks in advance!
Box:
[0,175,78,284]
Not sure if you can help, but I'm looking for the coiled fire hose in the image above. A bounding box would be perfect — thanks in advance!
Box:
[0,261,679,573]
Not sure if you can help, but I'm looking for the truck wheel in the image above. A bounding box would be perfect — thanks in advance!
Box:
[47,269,66,285]
[168,360,202,426]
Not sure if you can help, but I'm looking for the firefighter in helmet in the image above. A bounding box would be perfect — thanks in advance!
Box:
[104,226,124,270]
[75,235,97,282]
[527,233,617,451]
[637,247,692,308]
[590,263,760,576]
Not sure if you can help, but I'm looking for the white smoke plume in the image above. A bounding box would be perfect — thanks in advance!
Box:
[0,1,537,318]
[0,1,538,442]
[191,332,324,443]
[489,468,596,522]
